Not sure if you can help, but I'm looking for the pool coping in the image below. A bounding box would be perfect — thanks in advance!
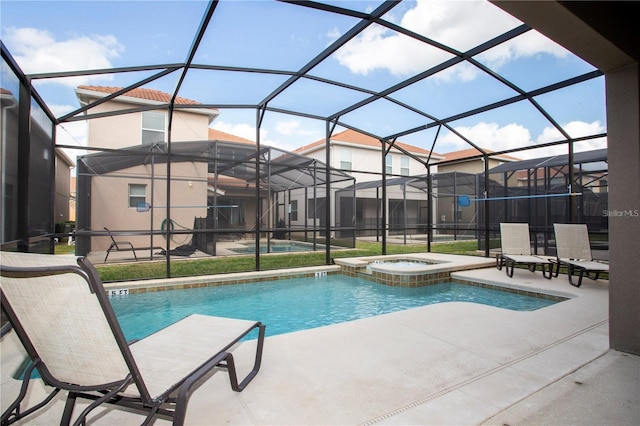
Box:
[102,252,495,295]
[335,252,495,287]
[102,253,566,304]
[102,265,341,294]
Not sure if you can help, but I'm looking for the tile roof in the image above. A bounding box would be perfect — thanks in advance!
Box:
[294,129,438,157]
[77,85,201,106]
[208,128,255,145]
[441,147,520,162]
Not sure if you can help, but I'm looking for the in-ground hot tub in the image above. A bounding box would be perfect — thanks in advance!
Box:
[334,253,495,287]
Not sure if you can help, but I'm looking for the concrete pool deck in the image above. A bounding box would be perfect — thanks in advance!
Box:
[1,262,638,425]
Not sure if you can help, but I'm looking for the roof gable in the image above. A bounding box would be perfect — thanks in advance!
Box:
[77,85,201,105]
[442,147,520,162]
[208,128,255,145]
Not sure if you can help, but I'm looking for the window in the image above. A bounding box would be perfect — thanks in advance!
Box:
[129,184,146,208]
[340,148,352,171]
[141,111,165,144]
[290,199,298,221]
[385,155,393,174]
[400,156,410,176]
[308,198,326,219]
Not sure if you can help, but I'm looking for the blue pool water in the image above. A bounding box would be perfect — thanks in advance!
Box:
[110,275,559,342]
[229,241,326,254]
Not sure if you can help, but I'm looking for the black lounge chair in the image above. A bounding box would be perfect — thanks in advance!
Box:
[0,252,265,426]
[103,227,166,262]
[104,227,139,262]
[497,223,552,279]
[553,223,609,287]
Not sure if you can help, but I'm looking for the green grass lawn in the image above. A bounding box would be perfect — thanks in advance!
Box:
[92,240,483,282]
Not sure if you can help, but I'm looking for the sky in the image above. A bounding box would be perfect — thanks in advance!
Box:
[2,0,607,160]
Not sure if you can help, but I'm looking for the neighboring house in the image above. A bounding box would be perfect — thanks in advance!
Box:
[438,147,519,175]
[2,87,73,246]
[293,129,443,237]
[435,148,518,230]
[75,86,220,253]
[205,129,261,238]
[76,85,219,147]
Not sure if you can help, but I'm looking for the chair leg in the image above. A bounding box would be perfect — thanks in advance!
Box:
[506,260,515,277]
[542,263,552,279]
[104,244,116,263]
[568,266,585,287]
[496,254,504,270]
[61,392,78,426]
[1,361,61,426]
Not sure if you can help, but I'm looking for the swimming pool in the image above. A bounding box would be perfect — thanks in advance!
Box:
[110,274,560,341]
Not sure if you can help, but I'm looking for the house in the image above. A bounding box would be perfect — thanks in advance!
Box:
[435,148,518,231]
[73,86,348,256]
[293,129,443,238]
[74,86,220,254]
[437,147,519,175]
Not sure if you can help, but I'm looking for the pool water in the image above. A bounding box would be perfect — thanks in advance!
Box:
[229,241,326,254]
[110,275,559,341]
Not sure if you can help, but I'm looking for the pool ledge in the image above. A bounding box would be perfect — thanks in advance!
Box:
[334,253,495,287]
[102,265,341,294]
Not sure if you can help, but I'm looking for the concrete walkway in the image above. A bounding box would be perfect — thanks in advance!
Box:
[2,266,638,425]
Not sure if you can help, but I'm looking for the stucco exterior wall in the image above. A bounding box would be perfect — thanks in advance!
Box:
[91,161,209,250]
[85,99,211,149]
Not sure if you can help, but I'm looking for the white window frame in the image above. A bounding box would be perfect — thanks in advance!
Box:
[340,148,352,171]
[141,111,166,144]
[400,156,410,176]
[385,155,393,174]
[129,184,147,208]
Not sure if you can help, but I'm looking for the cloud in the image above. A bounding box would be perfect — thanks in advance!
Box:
[440,120,606,159]
[213,120,323,152]
[212,121,258,142]
[535,120,607,156]
[441,122,533,151]
[275,120,300,136]
[536,120,605,144]
[3,27,123,86]
[334,0,568,81]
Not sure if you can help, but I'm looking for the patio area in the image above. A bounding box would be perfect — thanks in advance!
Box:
[2,264,637,425]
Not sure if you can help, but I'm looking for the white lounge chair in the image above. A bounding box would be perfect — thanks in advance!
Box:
[553,223,609,287]
[0,252,265,425]
[497,223,552,278]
